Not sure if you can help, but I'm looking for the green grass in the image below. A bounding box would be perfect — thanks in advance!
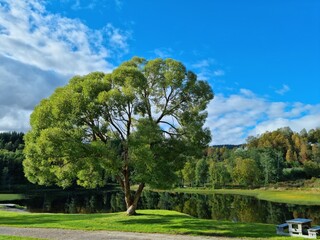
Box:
[0,209,307,239]
[0,236,44,240]
[164,188,320,205]
[0,194,24,201]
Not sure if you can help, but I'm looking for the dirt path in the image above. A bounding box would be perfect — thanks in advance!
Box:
[0,227,239,240]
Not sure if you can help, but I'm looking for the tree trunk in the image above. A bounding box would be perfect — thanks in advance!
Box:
[126,182,145,215]
[119,159,145,215]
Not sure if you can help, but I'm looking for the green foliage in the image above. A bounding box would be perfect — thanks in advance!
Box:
[129,119,183,188]
[0,132,24,151]
[232,158,261,186]
[308,128,320,143]
[181,159,196,187]
[303,161,320,178]
[181,127,320,189]
[23,57,213,211]
[208,161,231,188]
[259,148,284,185]
[282,167,306,180]
[0,132,27,189]
[195,159,208,187]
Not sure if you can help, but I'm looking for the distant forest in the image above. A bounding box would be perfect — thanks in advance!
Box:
[1,127,320,190]
[0,132,27,189]
[183,127,320,188]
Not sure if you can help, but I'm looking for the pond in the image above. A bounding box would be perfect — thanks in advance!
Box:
[2,189,320,225]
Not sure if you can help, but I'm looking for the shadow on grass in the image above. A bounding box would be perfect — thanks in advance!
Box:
[166,219,278,238]
[0,212,108,228]
[134,212,191,219]
[0,211,281,239]
[118,213,278,238]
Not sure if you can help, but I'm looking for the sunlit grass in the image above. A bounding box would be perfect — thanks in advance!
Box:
[0,209,305,239]
[0,194,24,201]
[0,236,44,240]
[165,188,320,205]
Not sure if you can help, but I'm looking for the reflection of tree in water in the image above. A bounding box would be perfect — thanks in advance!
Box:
[196,194,210,219]
[288,205,320,225]
[210,194,233,221]
[22,190,320,224]
[232,195,265,223]
[182,194,198,217]
[138,191,312,224]
[309,209,320,225]
[171,193,185,213]
[265,202,291,224]
[42,193,53,212]
[158,192,179,210]
[84,195,96,213]
[139,191,320,224]
[65,197,77,213]
[110,192,126,212]
[140,191,159,209]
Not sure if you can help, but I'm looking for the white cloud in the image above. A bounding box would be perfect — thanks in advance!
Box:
[206,89,320,145]
[0,0,129,132]
[153,48,173,58]
[114,0,123,10]
[192,59,212,68]
[191,58,224,81]
[105,23,130,55]
[65,0,122,11]
[0,0,120,76]
[71,0,96,10]
[276,84,290,95]
[213,69,225,76]
[0,107,31,133]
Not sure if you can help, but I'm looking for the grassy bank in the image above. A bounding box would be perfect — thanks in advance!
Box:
[0,236,44,240]
[161,188,320,205]
[0,194,24,201]
[0,209,304,239]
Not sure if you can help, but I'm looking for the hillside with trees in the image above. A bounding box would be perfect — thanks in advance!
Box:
[181,127,320,188]
[0,132,27,190]
[1,127,320,191]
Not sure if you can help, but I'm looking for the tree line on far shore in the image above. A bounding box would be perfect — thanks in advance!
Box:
[0,127,319,190]
[0,132,28,189]
[181,127,320,188]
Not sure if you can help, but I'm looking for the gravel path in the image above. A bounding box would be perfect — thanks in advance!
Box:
[0,227,239,240]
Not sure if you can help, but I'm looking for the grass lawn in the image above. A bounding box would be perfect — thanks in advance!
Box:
[0,194,24,201]
[0,209,307,239]
[166,188,320,205]
[0,236,44,240]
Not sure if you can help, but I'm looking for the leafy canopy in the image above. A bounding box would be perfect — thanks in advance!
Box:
[23,57,213,189]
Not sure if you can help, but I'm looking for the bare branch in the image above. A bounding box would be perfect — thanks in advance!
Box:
[159,120,179,131]
[161,130,181,137]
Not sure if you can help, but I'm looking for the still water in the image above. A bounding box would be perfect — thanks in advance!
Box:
[3,189,320,225]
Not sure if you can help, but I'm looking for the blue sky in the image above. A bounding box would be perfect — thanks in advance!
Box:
[0,0,319,144]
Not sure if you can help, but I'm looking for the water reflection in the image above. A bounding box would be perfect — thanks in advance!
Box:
[4,189,320,225]
[139,192,320,225]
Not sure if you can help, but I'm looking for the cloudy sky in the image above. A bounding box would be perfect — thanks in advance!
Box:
[0,0,319,144]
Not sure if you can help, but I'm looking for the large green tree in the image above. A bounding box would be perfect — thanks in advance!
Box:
[23,57,213,215]
[232,158,261,186]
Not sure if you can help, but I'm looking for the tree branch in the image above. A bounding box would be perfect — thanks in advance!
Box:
[158,120,179,131]
[108,116,126,140]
